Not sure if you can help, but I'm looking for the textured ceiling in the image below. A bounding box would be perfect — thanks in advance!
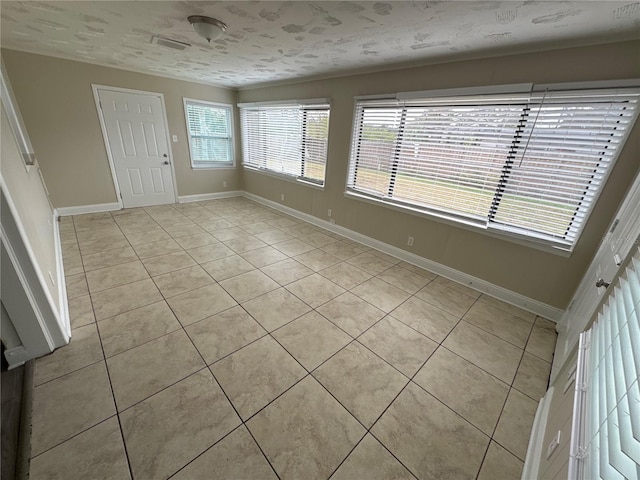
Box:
[1,1,639,88]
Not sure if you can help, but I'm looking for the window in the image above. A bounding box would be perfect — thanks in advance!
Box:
[238,99,330,186]
[183,99,234,168]
[347,86,640,251]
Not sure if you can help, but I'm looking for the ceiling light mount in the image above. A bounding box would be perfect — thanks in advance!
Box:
[188,15,228,43]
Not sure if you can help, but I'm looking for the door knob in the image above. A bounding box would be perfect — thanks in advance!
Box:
[163,153,168,157]
[163,161,170,165]
[595,278,610,288]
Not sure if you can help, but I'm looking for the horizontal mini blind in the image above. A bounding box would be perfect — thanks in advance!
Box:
[570,244,640,479]
[240,101,330,185]
[184,100,233,167]
[347,86,640,249]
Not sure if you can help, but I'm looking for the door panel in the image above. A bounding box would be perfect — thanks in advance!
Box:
[98,89,175,208]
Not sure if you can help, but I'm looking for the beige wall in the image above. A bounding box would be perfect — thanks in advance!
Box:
[238,41,640,309]
[1,49,240,208]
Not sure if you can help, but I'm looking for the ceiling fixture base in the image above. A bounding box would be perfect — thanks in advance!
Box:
[188,15,228,43]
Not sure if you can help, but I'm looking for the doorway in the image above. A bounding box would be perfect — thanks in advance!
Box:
[94,86,177,208]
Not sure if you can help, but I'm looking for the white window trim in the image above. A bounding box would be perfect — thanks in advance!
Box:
[346,82,640,254]
[183,97,235,170]
[239,98,330,187]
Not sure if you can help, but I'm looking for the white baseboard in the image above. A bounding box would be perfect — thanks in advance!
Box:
[522,386,555,480]
[56,202,120,216]
[178,191,242,203]
[52,211,71,338]
[3,346,29,370]
[243,192,564,322]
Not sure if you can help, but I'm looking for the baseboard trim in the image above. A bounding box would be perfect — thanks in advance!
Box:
[178,191,243,203]
[243,191,564,322]
[52,211,71,338]
[3,346,29,370]
[522,386,555,480]
[56,202,120,216]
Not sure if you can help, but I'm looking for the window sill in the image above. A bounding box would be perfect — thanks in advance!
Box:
[344,190,573,258]
[242,166,325,191]
[191,164,236,170]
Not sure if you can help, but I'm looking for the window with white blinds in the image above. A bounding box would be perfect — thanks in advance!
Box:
[183,99,234,168]
[570,244,640,479]
[239,100,330,186]
[347,86,640,250]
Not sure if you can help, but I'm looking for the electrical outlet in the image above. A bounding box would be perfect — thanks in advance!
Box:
[407,236,414,247]
[223,181,227,187]
[280,194,285,201]
[172,135,178,142]
[330,218,335,224]
[327,209,332,217]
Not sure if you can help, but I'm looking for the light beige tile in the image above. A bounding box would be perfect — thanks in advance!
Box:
[415,280,477,318]
[443,322,523,384]
[152,265,214,298]
[285,273,345,308]
[171,426,277,480]
[513,352,551,400]
[316,292,385,337]
[208,227,244,242]
[31,362,116,456]
[357,317,437,377]
[34,323,103,386]
[273,311,352,370]
[493,389,538,460]
[331,434,415,480]
[240,245,289,268]
[79,236,129,256]
[247,376,365,480]
[187,243,235,264]
[219,270,280,303]
[294,249,341,271]
[75,226,123,243]
[431,276,481,299]
[281,223,320,237]
[29,417,131,480]
[346,252,395,275]
[390,296,459,343]
[372,382,488,480]
[477,441,524,480]
[223,236,268,254]
[132,238,182,259]
[91,279,163,320]
[211,336,306,420]
[121,370,240,480]
[318,262,372,289]
[255,229,295,244]
[397,261,437,280]
[298,232,337,248]
[124,229,171,247]
[272,239,315,257]
[164,223,206,238]
[478,295,537,322]
[201,254,256,281]
[68,295,95,330]
[62,242,80,259]
[107,330,205,411]
[414,347,509,435]
[62,254,84,276]
[200,218,235,232]
[242,288,311,331]
[351,277,411,313]
[377,265,432,294]
[320,241,367,261]
[463,301,534,348]
[98,301,181,357]
[242,222,278,235]
[167,284,237,326]
[141,251,196,276]
[314,342,408,427]
[266,216,299,229]
[526,317,557,362]
[174,232,219,249]
[186,306,266,364]
[82,247,139,272]
[260,258,314,285]
[66,273,89,299]
[85,261,149,293]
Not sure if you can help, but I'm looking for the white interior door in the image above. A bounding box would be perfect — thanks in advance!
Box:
[98,88,176,208]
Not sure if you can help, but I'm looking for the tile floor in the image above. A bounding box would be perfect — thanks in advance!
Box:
[30,197,557,480]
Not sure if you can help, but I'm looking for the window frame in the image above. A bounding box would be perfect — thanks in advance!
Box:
[238,98,330,188]
[183,98,235,170]
[345,82,640,254]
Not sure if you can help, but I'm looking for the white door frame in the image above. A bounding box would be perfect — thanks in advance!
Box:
[92,84,179,208]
